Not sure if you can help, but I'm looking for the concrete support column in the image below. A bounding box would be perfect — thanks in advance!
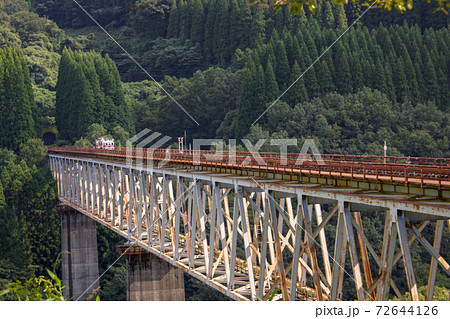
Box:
[60,208,100,301]
[119,245,185,301]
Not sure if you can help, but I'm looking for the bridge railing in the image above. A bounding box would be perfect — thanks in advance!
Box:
[47,146,450,187]
[49,146,450,166]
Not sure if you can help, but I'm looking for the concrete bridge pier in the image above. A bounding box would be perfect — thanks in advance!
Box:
[118,245,185,301]
[59,207,100,301]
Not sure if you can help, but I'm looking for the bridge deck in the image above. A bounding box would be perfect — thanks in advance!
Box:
[48,147,450,200]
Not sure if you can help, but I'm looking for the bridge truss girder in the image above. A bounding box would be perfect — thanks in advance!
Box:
[49,155,450,301]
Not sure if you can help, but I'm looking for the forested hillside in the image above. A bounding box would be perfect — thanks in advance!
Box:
[0,0,448,301]
[0,46,60,300]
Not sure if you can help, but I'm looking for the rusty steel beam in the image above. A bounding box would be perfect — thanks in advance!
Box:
[376,211,397,301]
[267,191,289,300]
[342,202,365,300]
[354,211,375,301]
[315,204,332,286]
[426,220,444,301]
[302,197,324,300]
[396,211,420,301]
[408,222,450,277]
[331,209,347,301]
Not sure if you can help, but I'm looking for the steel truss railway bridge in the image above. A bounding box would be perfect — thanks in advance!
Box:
[48,146,450,301]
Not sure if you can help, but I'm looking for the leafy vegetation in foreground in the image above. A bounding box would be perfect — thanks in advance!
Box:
[0,270,65,301]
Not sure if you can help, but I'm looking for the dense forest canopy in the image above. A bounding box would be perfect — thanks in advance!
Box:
[0,0,448,301]
[0,48,37,150]
[55,48,134,142]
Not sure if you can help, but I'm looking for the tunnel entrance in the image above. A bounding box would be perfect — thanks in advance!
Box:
[43,132,56,145]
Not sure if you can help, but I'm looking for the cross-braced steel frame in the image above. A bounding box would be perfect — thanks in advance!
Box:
[49,155,450,301]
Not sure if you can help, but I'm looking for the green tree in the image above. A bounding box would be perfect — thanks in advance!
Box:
[105,54,133,134]
[54,48,72,141]
[55,49,133,141]
[203,0,217,62]
[99,266,126,301]
[372,58,388,95]
[317,60,334,94]
[322,1,335,28]
[180,0,193,39]
[74,137,93,147]
[392,58,409,103]
[235,58,265,139]
[284,61,308,106]
[86,123,107,144]
[112,126,130,147]
[333,3,347,28]
[155,67,242,139]
[229,0,252,52]
[167,0,181,38]
[190,0,205,45]
[435,55,447,109]
[345,0,362,25]
[399,42,419,102]
[0,0,28,14]
[384,60,397,103]
[421,51,439,106]
[282,28,294,65]
[264,60,280,102]
[0,204,27,269]
[55,49,94,141]
[291,36,302,66]
[0,149,51,279]
[334,43,351,94]
[19,138,47,167]
[0,47,36,151]
[274,41,290,90]
[213,0,230,63]
[19,166,59,274]
[70,63,94,139]
[349,53,363,93]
